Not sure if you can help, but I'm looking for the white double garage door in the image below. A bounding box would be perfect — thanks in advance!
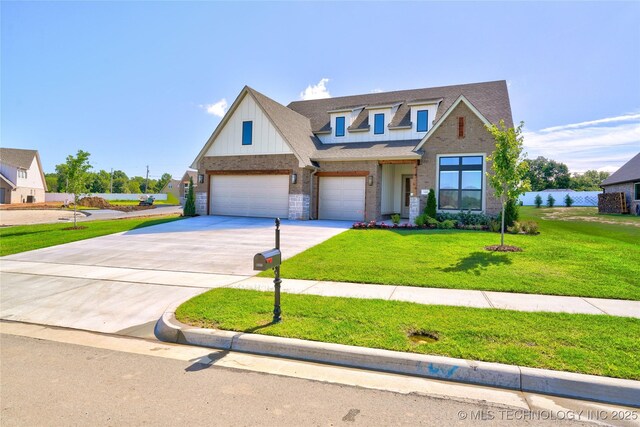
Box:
[209,175,365,221]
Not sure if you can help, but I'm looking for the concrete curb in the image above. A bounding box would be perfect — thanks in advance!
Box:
[155,308,640,408]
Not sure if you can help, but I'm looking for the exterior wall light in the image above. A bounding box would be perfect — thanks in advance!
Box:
[291,173,297,185]
[198,174,205,184]
[368,175,374,186]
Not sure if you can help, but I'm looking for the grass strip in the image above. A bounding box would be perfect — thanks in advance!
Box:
[0,215,182,256]
[176,288,640,380]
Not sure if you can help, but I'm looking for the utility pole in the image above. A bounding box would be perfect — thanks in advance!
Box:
[110,168,113,193]
[145,165,149,194]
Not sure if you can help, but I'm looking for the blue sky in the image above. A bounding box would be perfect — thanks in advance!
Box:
[2,1,639,180]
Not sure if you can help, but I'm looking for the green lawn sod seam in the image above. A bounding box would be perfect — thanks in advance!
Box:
[258,207,640,300]
[0,215,183,256]
[175,288,640,381]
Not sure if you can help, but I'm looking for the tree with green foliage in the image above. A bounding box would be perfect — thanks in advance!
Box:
[523,156,571,191]
[486,120,530,247]
[547,194,555,207]
[65,150,92,228]
[570,170,610,191]
[89,170,111,193]
[127,180,141,194]
[534,194,543,208]
[55,163,69,192]
[564,194,574,207]
[425,188,437,218]
[155,173,172,193]
[183,177,196,216]
[44,173,57,192]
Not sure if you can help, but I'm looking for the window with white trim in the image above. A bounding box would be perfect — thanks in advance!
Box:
[634,182,640,201]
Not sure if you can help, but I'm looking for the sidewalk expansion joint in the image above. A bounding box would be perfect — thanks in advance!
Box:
[480,291,495,308]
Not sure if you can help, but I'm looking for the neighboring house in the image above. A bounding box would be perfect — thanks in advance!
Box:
[160,170,197,205]
[0,148,48,204]
[600,152,640,215]
[191,81,513,221]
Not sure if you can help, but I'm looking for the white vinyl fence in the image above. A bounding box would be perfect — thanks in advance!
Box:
[45,193,168,202]
[518,191,600,207]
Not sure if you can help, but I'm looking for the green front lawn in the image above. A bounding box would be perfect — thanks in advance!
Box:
[0,215,182,256]
[176,288,640,380]
[260,207,640,300]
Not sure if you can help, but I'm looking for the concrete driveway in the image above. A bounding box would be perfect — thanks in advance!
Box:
[0,216,350,337]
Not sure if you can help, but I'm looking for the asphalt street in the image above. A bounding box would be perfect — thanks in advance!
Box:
[1,333,596,427]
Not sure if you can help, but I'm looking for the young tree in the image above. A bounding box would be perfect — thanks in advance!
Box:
[425,188,437,218]
[564,194,574,207]
[547,194,556,207]
[486,120,530,247]
[183,177,196,216]
[534,194,543,208]
[65,150,92,228]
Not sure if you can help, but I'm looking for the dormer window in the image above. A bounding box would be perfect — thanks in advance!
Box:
[417,110,429,132]
[242,121,253,145]
[335,116,345,137]
[374,113,385,135]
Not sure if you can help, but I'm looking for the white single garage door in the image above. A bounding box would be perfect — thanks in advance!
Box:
[318,176,366,221]
[210,175,289,218]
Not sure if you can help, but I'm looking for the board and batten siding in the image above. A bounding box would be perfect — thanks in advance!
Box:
[204,94,293,157]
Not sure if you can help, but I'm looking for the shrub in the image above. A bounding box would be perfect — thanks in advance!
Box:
[437,219,456,229]
[497,199,519,228]
[521,221,539,235]
[489,220,501,233]
[425,189,437,218]
[507,222,522,234]
[390,213,401,225]
[183,177,196,217]
[436,211,493,226]
[546,194,555,208]
[564,194,574,207]
[427,216,439,227]
[414,213,430,227]
[534,194,543,208]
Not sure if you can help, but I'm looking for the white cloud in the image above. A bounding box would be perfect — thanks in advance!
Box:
[201,98,228,117]
[371,88,383,93]
[300,78,331,100]
[522,113,640,173]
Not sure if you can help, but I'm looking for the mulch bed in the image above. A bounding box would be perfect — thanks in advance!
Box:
[484,245,523,252]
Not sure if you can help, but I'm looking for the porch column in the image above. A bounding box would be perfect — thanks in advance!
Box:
[409,196,420,225]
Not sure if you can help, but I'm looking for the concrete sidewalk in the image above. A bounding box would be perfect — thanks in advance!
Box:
[229,277,640,318]
[2,260,638,318]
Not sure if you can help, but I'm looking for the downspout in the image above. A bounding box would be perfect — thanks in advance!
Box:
[309,168,318,220]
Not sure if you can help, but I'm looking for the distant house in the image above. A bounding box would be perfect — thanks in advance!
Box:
[601,152,640,215]
[0,148,48,204]
[160,170,197,205]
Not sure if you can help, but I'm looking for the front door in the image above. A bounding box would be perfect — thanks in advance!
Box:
[401,175,412,218]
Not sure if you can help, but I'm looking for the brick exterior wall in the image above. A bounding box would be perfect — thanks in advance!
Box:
[416,102,501,216]
[315,160,381,221]
[196,154,312,217]
[602,182,639,215]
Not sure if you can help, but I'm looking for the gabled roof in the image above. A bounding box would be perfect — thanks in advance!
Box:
[0,172,16,189]
[311,140,421,161]
[287,80,512,134]
[414,95,491,150]
[182,170,197,183]
[601,152,640,186]
[0,147,38,169]
[191,86,320,169]
[0,147,48,191]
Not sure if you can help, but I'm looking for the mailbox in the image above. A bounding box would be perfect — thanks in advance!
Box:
[253,248,282,271]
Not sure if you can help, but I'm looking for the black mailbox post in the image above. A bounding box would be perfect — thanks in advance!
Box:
[253,218,283,323]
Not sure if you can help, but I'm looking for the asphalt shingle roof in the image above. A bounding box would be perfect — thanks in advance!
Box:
[287,80,513,134]
[0,148,38,169]
[601,152,640,186]
[312,140,421,161]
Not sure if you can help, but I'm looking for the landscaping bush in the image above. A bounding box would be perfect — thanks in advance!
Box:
[497,199,519,228]
[390,213,401,225]
[507,222,522,234]
[425,189,437,218]
[414,213,429,227]
[436,211,493,226]
[183,177,196,216]
[564,194,574,207]
[534,194,543,208]
[546,194,555,208]
[437,219,456,229]
[427,216,439,227]
[521,221,539,235]
[489,219,501,233]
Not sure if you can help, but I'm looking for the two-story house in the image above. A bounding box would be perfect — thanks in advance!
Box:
[191,80,513,222]
[160,170,198,205]
[0,148,48,204]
